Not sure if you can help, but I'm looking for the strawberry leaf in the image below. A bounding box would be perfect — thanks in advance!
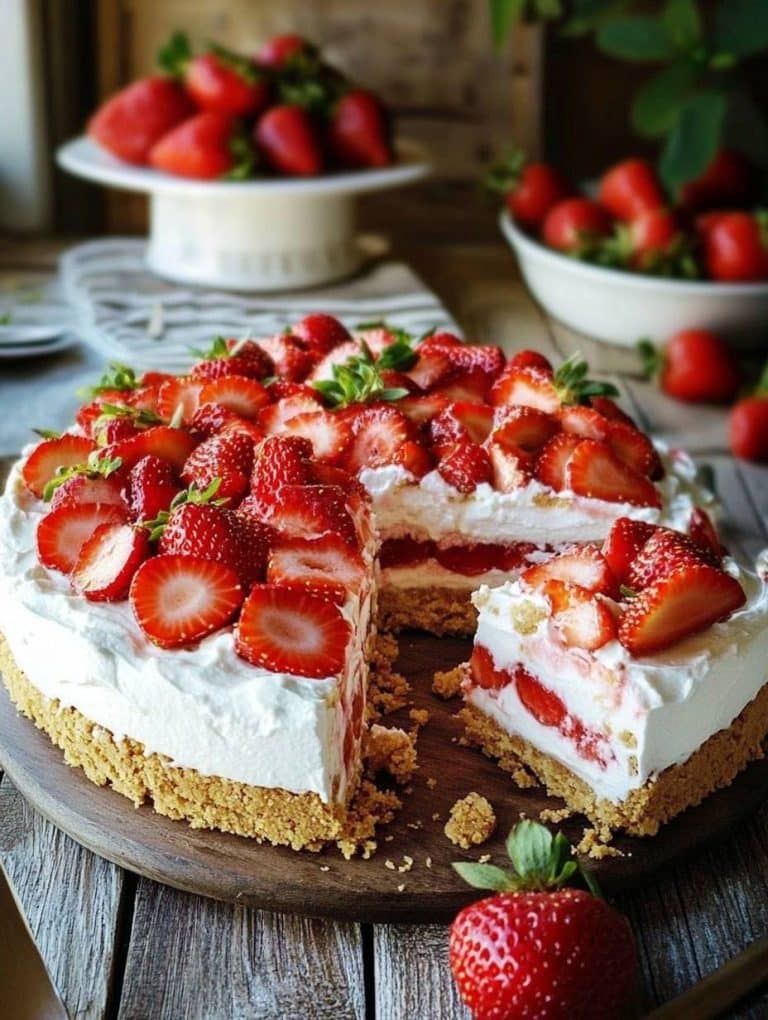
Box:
[451,862,523,892]
[506,818,554,878]
[312,335,416,409]
[157,30,192,77]
[553,353,619,405]
[79,362,141,398]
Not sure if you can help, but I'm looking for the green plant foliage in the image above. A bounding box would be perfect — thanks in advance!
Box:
[659,90,727,188]
[597,16,675,60]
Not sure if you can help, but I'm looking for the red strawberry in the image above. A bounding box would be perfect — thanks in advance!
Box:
[640,331,740,405]
[379,537,437,568]
[450,820,637,1020]
[605,422,662,479]
[106,426,197,473]
[601,518,656,586]
[261,484,357,546]
[182,431,254,504]
[291,314,351,356]
[72,522,150,601]
[190,340,273,383]
[437,402,495,448]
[508,349,554,374]
[49,473,126,512]
[329,89,392,169]
[688,507,726,563]
[22,435,96,498]
[235,584,350,677]
[130,555,243,648]
[567,440,661,508]
[618,562,746,656]
[542,198,613,253]
[124,455,181,521]
[230,511,273,588]
[159,33,269,117]
[149,112,254,180]
[267,534,365,603]
[255,34,311,69]
[437,441,492,494]
[156,377,203,424]
[305,340,361,383]
[488,442,534,492]
[729,395,768,463]
[490,366,561,412]
[515,665,567,727]
[406,349,456,391]
[433,367,495,404]
[493,405,560,453]
[523,546,618,597]
[199,375,269,420]
[88,76,196,165]
[141,371,175,389]
[392,440,433,479]
[544,580,617,650]
[255,104,324,176]
[259,393,324,434]
[588,395,635,427]
[424,340,505,385]
[534,432,582,491]
[97,418,141,445]
[256,333,315,381]
[249,435,312,507]
[345,405,415,472]
[308,462,369,499]
[628,528,715,590]
[598,157,664,221]
[436,543,506,577]
[37,503,128,574]
[189,402,243,437]
[556,405,608,441]
[396,393,448,426]
[468,643,507,690]
[281,410,352,463]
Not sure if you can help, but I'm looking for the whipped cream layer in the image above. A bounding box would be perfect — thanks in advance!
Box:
[0,460,372,804]
[361,445,713,547]
[468,562,768,804]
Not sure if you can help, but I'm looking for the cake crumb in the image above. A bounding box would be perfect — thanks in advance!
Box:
[477,853,491,864]
[364,725,418,784]
[319,865,330,872]
[426,777,437,790]
[398,855,414,873]
[510,602,547,635]
[425,856,432,868]
[384,834,395,842]
[385,859,396,871]
[432,665,465,700]
[576,825,617,859]
[444,792,497,850]
[335,779,401,859]
[539,806,573,824]
[431,812,441,821]
[397,883,406,893]
[512,765,538,789]
[368,669,411,719]
[408,708,430,730]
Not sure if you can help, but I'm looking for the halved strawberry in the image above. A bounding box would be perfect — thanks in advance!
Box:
[392,439,433,479]
[189,340,273,383]
[436,543,505,576]
[72,522,150,601]
[305,339,361,383]
[250,435,312,508]
[344,405,415,472]
[156,377,203,424]
[468,644,508,690]
[566,440,661,507]
[522,546,619,597]
[230,511,273,588]
[235,584,350,678]
[601,517,656,586]
[182,431,254,504]
[292,313,351,356]
[379,537,437,568]
[618,563,746,656]
[256,333,315,382]
[432,402,494,450]
[534,432,582,492]
[688,507,726,562]
[490,366,561,412]
[198,375,270,420]
[628,528,715,590]
[426,341,505,385]
[97,418,141,445]
[141,371,175,389]
[130,554,243,648]
[124,455,181,521]
[308,461,369,498]
[605,422,662,479]
[106,426,197,473]
[259,393,323,434]
[281,410,352,463]
[36,503,128,574]
[437,441,492,493]
[488,442,534,492]
[492,406,560,453]
[432,367,491,403]
[22,435,96,498]
[514,665,567,727]
[267,534,365,603]
[189,402,242,437]
[396,393,448,426]
[508,349,554,374]
[589,395,636,427]
[406,349,456,391]
[262,484,358,546]
[49,473,126,512]
[543,579,617,651]
[556,405,609,441]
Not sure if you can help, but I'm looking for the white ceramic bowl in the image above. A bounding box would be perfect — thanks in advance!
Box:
[500,210,768,349]
[57,136,431,292]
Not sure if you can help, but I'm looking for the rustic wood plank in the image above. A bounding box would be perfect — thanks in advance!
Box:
[0,775,126,1020]
[373,924,469,1020]
[117,880,365,1020]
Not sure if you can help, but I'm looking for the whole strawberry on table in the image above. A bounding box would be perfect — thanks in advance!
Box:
[488,148,768,282]
[450,819,637,1020]
[88,32,393,179]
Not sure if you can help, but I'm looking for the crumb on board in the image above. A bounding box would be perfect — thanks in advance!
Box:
[320,865,330,872]
[431,812,441,822]
[477,853,491,864]
[432,665,465,700]
[408,707,430,731]
[426,777,437,790]
[385,859,396,871]
[576,825,623,859]
[539,806,573,824]
[512,766,538,789]
[397,883,406,893]
[364,725,418,783]
[335,780,400,860]
[444,792,497,850]
[367,634,410,718]
[425,856,432,868]
[398,855,414,874]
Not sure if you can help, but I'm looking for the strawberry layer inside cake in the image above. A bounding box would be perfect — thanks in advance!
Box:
[460,518,768,836]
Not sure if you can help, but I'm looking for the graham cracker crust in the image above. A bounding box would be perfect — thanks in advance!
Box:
[460,675,768,837]
[378,585,477,636]
[0,633,349,851]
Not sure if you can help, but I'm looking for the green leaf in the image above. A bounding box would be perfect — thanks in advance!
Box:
[79,362,140,398]
[312,332,416,409]
[506,819,553,879]
[0,310,11,325]
[157,30,191,76]
[597,17,675,62]
[722,92,768,168]
[714,0,768,59]
[534,0,563,17]
[563,0,632,37]
[661,0,702,51]
[631,60,697,138]
[659,90,727,189]
[490,0,527,48]
[637,338,662,379]
[451,862,521,891]
[32,428,62,440]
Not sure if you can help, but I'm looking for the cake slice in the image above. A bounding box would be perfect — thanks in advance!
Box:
[459,518,768,836]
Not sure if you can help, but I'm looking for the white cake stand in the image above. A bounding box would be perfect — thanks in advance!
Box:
[58,136,431,292]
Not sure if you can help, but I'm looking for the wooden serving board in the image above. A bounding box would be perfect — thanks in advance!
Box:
[1,633,767,925]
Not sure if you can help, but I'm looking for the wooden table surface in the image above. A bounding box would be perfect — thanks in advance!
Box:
[1,237,768,1019]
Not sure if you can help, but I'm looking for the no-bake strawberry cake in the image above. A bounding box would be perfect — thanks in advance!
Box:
[0,313,753,851]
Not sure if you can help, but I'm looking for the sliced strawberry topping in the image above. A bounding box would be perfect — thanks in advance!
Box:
[688,507,726,562]
[425,341,505,385]
[156,377,203,424]
[182,431,254,504]
[534,433,582,491]
[430,402,494,450]
[49,473,126,512]
[344,405,414,472]
[490,366,561,412]
[556,405,609,441]
[406,349,456,391]
[292,313,351,356]
[72,522,150,601]
[566,439,662,507]
[392,439,433,479]
[436,543,507,576]
[255,333,316,382]
[488,442,534,492]
[379,537,437,568]
[262,484,357,546]
[189,402,243,437]
[432,367,491,403]
[22,435,96,498]
[522,546,619,597]
[305,339,362,383]
[198,375,270,420]
[508,349,554,374]
[235,584,350,678]
[601,517,656,586]
[589,395,636,427]
[492,406,560,453]
[605,422,662,479]
[543,580,617,651]
[618,563,746,656]
[190,342,273,383]
[130,554,243,648]
[308,461,368,498]
[396,393,449,426]
[628,528,716,590]
[468,644,507,690]
[259,393,323,434]
[281,410,352,463]
[514,665,567,727]
[267,534,365,603]
[107,426,197,473]
[249,434,312,509]
[437,441,492,494]
[124,455,181,521]
[37,503,128,574]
